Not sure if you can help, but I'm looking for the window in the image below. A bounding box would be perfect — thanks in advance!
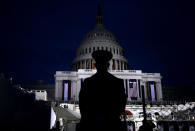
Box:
[89,48,91,53]
[101,47,104,50]
[85,48,87,54]
[97,47,99,50]
[93,47,95,51]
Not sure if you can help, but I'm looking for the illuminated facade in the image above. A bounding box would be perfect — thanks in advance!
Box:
[54,7,163,102]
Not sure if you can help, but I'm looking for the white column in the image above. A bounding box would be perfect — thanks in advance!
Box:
[118,60,121,70]
[70,80,73,100]
[123,79,126,92]
[156,82,163,101]
[76,79,81,101]
[109,60,112,70]
[57,80,63,101]
[136,79,140,100]
[71,80,77,101]
[122,61,125,70]
[115,60,118,70]
[118,60,120,70]
[55,79,58,100]
[127,79,131,101]
[144,82,148,100]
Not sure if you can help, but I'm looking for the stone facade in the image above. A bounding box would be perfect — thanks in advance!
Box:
[55,69,163,102]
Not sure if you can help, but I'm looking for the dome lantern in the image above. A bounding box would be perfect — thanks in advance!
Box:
[96,5,104,25]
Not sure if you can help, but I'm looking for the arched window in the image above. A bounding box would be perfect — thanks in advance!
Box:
[85,48,87,54]
[101,46,104,50]
[89,47,91,53]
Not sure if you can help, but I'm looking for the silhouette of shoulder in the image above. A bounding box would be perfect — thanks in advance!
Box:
[85,72,122,82]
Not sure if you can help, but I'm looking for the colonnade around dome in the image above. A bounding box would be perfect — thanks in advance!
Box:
[72,58,129,71]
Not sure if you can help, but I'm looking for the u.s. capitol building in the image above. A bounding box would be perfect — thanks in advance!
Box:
[54,7,163,103]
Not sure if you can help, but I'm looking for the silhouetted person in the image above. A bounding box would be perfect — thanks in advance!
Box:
[78,50,127,131]
[138,120,155,131]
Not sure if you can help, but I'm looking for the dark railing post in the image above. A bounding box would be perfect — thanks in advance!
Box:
[141,85,147,121]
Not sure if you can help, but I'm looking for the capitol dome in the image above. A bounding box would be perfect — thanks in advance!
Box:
[72,6,129,71]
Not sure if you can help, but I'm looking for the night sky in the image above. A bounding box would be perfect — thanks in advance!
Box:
[0,0,194,87]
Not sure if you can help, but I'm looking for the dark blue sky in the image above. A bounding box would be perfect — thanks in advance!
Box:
[0,0,194,87]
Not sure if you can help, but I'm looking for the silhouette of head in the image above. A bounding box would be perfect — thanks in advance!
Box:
[92,50,112,72]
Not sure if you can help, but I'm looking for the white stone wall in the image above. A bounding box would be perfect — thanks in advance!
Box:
[33,90,47,101]
[54,69,163,102]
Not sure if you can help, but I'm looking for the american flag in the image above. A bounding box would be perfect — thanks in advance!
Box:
[129,81,137,98]
[150,84,156,101]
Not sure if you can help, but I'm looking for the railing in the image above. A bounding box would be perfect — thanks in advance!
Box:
[52,99,195,130]
[56,71,77,75]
